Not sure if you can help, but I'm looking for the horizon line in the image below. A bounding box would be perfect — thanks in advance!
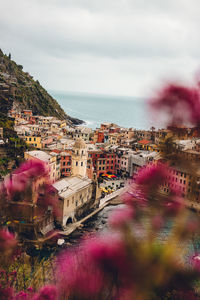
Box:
[48,89,147,101]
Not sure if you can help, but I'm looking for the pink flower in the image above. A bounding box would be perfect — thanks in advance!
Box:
[3,160,49,202]
[36,184,59,217]
[108,206,134,228]
[85,234,131,282]
[32,285,57,300]
[121,185,146,207]
[15,291,29,300]
[0,286,14,300]
[191,255,200,272]
[0,229,17,254]
[4,173,28,195]
[14,160,47,179]
[149,83,200,127]
[135,163,168,188]
[57,233,132,298]
[57,249,103,298]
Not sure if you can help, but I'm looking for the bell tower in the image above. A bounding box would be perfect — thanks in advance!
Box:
[71,138,87,178]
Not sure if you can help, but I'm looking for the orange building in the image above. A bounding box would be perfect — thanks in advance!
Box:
[60,152,72,177]
[97,131,104,143]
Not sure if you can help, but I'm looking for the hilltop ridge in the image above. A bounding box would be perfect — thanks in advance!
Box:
[0,49,83,125]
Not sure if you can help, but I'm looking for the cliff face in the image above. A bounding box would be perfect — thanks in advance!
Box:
[0,49,83,125]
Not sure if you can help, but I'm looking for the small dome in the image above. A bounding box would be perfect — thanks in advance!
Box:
[73,138,86,149]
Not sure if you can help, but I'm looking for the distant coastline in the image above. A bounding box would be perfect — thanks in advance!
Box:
[51,90,158,130]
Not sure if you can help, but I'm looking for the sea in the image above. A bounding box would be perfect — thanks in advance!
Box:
[51,91,159,130]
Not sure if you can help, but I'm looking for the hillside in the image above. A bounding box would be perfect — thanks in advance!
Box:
[0,49,83,125]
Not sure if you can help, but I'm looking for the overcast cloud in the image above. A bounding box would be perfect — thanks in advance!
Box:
[0,0,200,97]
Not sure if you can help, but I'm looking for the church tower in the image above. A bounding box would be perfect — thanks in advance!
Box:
[71,138,87,178]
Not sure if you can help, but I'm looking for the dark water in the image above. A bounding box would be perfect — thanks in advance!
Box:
[62,205,199,266]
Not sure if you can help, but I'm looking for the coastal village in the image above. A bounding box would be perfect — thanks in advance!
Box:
[1,104,200,248]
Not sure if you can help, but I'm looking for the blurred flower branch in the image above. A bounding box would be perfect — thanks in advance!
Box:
[2,80,200,299]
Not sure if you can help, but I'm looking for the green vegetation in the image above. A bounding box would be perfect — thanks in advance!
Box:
[0,48,83,124]
[0,113,28,177]
[0,48,83,176]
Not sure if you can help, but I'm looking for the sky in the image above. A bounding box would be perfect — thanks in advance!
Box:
[1,0,200,97]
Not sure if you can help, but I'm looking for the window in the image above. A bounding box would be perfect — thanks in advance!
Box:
[76,161,78,166]
[34,137,36,141]
[180,179,182,183]
[29,137,31,141]
[67,200,69,207]
[81,162,83,166]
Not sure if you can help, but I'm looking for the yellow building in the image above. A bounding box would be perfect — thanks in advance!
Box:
[60,121,67,128]
[108,133,119,145]
[25,136,42,149]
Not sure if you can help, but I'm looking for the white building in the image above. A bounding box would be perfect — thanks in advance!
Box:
[73,126,92,141]
[129,151,157,177]
[53,176,92,226]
